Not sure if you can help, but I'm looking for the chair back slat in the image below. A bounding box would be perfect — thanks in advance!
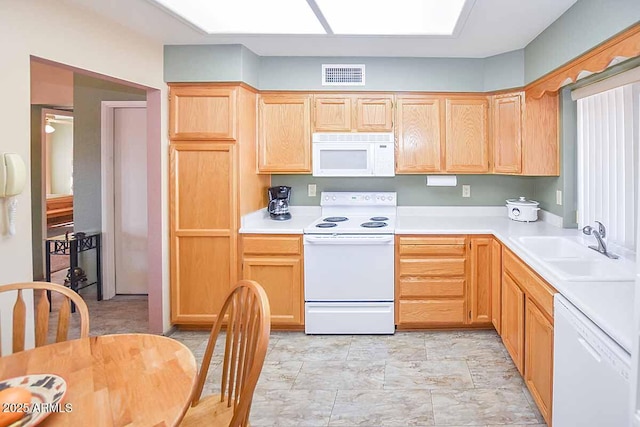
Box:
[226,289,243,408]
[0,282,90,354]
[12,289,26,353]
[56,297,71,342]
[189,280,271,427]
[35,289,50,347]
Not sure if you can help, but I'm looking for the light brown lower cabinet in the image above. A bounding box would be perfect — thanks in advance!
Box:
[396,235,468,327]
[525,297,554,424]
[501,272,525,373]
[240,235,304,327]
[501,248,556,426]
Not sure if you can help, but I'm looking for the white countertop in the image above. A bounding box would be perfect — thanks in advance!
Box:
[239,206,320,234]
[240,205,635,353]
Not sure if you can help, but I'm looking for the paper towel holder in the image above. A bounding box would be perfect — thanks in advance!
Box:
[426,175,457,187]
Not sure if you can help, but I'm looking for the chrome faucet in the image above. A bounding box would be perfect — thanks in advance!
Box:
[582,221,619,259]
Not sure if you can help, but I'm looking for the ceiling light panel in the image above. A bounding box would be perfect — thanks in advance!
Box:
[151,0,326,34]
[316,0,468,35]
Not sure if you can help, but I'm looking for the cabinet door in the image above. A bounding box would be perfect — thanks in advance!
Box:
[501,272,525,373]
[469,237,492,325]
[445,97,489,172]
[492,93,522,174]
[354,96,394,131]
[523,91,559,176]
[491,239,502,333]
[169,144,237,324]
[258,94,311,173]
[242,257,303,326]
[314,95,352,132]
[525,299,554,425]
[169,86,237,140]
[395,96,444,173]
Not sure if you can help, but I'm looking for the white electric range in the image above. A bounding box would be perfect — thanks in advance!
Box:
[303,192,396,335]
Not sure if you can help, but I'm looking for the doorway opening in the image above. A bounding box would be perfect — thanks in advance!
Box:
[30,57,159,336]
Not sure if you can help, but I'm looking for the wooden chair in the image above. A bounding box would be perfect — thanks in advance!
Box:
[181,280,271,427]
[0,281,90,355]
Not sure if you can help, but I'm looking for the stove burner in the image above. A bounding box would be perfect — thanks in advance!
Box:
[316,222,338,228]
[370,216,389,221]
[323,216,348,222]
[360,221,388,228]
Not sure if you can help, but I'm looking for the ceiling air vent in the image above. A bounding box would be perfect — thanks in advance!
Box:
[322,64,365,86]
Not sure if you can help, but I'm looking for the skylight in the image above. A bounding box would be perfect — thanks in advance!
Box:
[150,0,470,36]
[151,0,326,34]
[315,0,468,35]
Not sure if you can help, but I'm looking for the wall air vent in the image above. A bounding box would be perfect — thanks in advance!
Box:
[322,64,365,86]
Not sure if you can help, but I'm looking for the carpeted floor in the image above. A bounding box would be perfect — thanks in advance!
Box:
[49,254,69,273]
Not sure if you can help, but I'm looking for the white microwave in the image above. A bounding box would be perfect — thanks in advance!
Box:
[312,133,395,177]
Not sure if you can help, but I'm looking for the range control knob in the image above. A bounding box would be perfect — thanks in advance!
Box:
[324,196,329,201]
[332,196,337,201]
[388,195,394,201]
[365,195,370,201]
[380,196,386,201]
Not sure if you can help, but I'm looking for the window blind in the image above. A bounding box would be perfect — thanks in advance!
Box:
[576,83,639,250]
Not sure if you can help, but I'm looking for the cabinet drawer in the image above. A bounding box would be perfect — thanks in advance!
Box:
[398,236,466,246]
[242,235,302,256]
[398,278,465,298]
[399,258,465,277]
[503,249,556,319]
[399,244,465,257]
[398,299,465,325]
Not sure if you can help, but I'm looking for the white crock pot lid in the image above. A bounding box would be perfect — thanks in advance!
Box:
[506,196,539,206]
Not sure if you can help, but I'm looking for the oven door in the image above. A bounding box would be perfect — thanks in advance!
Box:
[303,234,394,301]
[312,143,374,177]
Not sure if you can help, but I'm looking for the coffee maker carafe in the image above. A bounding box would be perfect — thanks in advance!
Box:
[268,186,292,221]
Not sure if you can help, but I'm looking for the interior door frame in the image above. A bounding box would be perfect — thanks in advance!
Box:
[100,101,147,299]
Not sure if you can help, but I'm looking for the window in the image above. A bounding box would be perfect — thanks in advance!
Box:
[576,81,639,250]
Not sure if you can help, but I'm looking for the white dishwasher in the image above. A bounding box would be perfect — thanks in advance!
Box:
[553,294,631,426]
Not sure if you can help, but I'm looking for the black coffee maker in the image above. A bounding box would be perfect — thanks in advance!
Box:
[268,186,292,220]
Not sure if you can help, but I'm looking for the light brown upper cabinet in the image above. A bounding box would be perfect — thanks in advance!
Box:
[313,95,352,131]
[354,95,394,131]
[523,91,560,175]
[445,96,489,173]
[258,93,312,173]
[492,92,523,174]
[169,86,237,140]
[395,95,444,173]
[312,94,394,133]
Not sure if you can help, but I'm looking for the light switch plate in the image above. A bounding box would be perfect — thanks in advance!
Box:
[462,185,471,198]
[556,190,563,205]
[308,184,317,197]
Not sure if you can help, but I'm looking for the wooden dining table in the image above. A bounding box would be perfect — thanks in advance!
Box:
[0,334,198,426]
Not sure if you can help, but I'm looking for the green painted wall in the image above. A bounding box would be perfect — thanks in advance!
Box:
[525,0,640,83]
[164,45,525,92]
[271,175,535,207]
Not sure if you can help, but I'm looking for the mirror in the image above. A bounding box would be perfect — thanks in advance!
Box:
[44,111,74,228]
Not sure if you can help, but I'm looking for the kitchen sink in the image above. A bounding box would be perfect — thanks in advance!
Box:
[514,236,600,259]
[513,236,635,281]
[544,258,635,282]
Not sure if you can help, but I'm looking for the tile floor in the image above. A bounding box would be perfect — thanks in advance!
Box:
[169,329,548,427]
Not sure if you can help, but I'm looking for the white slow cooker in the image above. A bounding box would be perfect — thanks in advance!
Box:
[506,196,540,222]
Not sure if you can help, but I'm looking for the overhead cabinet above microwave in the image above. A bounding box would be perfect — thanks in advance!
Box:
[312,132,395,177]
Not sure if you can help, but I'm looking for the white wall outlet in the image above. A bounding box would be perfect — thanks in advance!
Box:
[556,189,563,205]
[308,184,317,197]
[462,185,471,198]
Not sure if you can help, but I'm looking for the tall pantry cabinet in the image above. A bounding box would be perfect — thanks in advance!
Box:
[168,84,270,324]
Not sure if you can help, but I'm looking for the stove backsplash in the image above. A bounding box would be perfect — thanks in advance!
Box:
[271,175,536,208]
